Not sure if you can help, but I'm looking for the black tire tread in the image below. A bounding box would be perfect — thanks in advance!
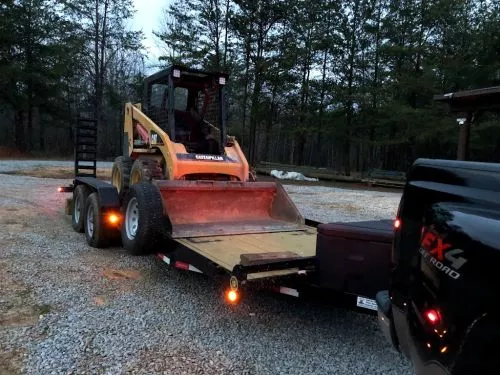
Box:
[84,192,109,248]
[112,156,133,199]
[71,184,90,233]
[451,315,500,375]
[130,158,163,183]
[121,182,167,256]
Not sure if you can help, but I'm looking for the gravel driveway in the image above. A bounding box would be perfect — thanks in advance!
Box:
[0,160,411,375]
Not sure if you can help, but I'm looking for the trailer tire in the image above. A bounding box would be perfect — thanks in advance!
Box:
[130,158,163,185]
[112,156,133,199]
[72,184,91,233]
[84,192,109,248]
[121,182,166,256]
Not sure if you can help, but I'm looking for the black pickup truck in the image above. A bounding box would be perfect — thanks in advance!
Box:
[377,158,500,375]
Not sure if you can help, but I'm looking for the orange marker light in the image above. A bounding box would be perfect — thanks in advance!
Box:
[107,213,120,225]
[440,346,448,353]
[226,290,239,303]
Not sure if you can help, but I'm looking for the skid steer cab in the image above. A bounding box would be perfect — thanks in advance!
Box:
[120,64,250,186]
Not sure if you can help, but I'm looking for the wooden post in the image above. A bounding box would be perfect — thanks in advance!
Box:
[457,111,472,161]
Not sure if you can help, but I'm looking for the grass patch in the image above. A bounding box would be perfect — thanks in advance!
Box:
[2,219,20,225]
[37,304,52,315]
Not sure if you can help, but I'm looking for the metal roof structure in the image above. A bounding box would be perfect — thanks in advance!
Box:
[434,86,500,112]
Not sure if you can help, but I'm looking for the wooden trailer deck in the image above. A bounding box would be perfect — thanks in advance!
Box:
[176,227,317,276]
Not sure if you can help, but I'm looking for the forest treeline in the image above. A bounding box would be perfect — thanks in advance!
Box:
[1,0,500,173]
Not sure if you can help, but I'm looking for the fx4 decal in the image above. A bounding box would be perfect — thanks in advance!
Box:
[419,226,467,279]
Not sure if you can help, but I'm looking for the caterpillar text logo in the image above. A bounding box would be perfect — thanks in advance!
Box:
[419,226,467,280]
[195,154,224,161]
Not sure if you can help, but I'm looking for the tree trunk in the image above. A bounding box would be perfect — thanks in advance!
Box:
[295,28,312,166]
[369,0,382,170]
[223,0,230,70]
[15,110,26,152]
[316,48,328,167]
[264,86,277,161]
[344,0,360,176]
[248,73,262,165]
[240,37,251,148]
[27,89,34,151]
[36,107,44,151]
[26,0,34,151]
[94,0,100,125]
[248,21,265,166]
[457,112,472,161]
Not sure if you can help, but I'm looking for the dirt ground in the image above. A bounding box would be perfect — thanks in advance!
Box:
[0,206,45,375]
[3,166,112,181]
[2,165,401,193]
[0,162,407,374]
[0,146,33,160]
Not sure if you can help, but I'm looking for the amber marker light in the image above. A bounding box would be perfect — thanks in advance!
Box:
[226,290,239,304]
[107,213,120,225]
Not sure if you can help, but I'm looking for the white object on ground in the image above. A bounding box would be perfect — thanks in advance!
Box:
[270,169,319,182]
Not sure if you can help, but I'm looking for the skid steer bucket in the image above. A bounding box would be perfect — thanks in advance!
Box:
[154,180,306,238]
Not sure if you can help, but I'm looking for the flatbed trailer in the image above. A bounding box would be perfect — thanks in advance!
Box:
[61,176,319,302]
[60,175,392,309]
[59,66,394,309]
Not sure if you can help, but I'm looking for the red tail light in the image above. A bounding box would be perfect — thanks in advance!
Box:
[425,309,440,325]
[174,261,189,271]
[394,218,401,229]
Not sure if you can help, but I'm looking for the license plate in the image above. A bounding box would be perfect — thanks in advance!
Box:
[356,296,377,311]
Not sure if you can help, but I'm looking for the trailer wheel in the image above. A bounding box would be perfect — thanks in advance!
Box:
[121,182,166,255]
[130,158,163,185]
[72,184,90,233]
[84,192,109,248]
[111,156,133,198]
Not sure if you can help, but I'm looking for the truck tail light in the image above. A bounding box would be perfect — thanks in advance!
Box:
[394,218,401,229]
[425,309,440,325]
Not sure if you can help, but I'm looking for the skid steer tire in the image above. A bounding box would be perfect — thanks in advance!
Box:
[121,182,166,256]
[84,193,110,248]
[130,158,163,185]
[72,184,91,233]
[111,156,133,199]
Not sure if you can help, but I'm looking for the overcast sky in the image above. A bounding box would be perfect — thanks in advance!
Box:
[131,0,168,64]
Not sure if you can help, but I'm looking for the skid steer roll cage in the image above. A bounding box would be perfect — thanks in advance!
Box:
[142,65,229,154]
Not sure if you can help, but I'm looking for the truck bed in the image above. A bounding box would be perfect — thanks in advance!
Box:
[176,227,317,274]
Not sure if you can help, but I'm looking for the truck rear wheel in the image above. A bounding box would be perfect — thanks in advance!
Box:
[72,184,90,233]
[84,192,110,248]
[121,182,166,256]
[130,158,163,185]
[451,316,500,375]
[112,156,133,198]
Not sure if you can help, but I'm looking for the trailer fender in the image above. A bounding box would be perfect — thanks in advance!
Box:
[75,177,120,210]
